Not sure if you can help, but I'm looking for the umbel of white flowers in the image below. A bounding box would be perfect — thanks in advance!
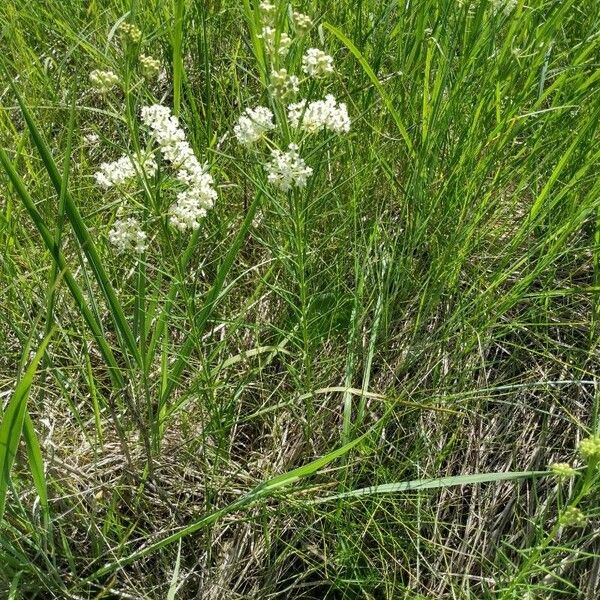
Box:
[89,69,119,93]
[140,54,161,78]
[140,104,217,232]
[94,155,157,189]
[95,104,218,253]
[233,106,275,145]
[265,144,313,191]
[271,68,300,98]
[109,217,147,254]
[301,48,334,77]
[232,94,351,192]
[260,26,292,55]
[293,11,312,31]
[288,95,351,134]
[259,2,275,14]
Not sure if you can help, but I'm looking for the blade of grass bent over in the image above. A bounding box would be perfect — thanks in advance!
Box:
[85,428,368,582]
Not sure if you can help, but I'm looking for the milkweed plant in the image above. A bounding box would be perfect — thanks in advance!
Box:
[1,0,599,598]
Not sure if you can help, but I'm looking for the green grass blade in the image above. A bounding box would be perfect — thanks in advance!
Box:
[323,21,415,157]
[0,328,54,523]
[8,572,21,600]
[22,413,48,524]
[0,147,125,390]
[9,82,142,370]
[45,89,76,337]
[312,470,550,503]
[172,0,185,116]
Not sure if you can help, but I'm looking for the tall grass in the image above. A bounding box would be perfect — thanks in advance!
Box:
[0,0,599,598]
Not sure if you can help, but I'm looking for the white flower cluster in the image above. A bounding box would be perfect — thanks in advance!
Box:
[89,69,119,93]
[108,217,147,254]
[288,95,351,134]
[293,11,312,31]
[271,68,300,98]
[84,132,100,147]
[140,54,160,78]
[259,1,275,14]
[229,7,350,194]
[302,48,334,77]
[94,155,157,189]
[260,26,292,56]
[233,106,275,145]
[141,104,217,231]
[265,144,313,191]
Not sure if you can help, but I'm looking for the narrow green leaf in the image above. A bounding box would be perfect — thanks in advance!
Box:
[323,21,415,157]
[9,82,142,369]
[0,147,125,390]
[166,539,182,600]
[22,413,48,523]
[311,470,550,504]
[8,572,21,600]
[0,329,54,522]
[45,88,76,337]
[172,0,185,115]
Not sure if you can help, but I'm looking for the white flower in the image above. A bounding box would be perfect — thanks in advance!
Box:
[169,190,209,231]
[259,1,275,13]
[141,104,217,231]
[108,217,147,253]
[260,27,292,55]
[84,133,100,146]
[94,155,157,189]
[287,95,350,134]
[265,143,313,191]
[492,0,517,16]
[301,48,334,77]
[233,106,275,145]
[141,104,185,148]
[271,68,300,98]
[89,69,119,93]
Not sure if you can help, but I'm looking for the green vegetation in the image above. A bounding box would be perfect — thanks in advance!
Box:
[0,0,599,597]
